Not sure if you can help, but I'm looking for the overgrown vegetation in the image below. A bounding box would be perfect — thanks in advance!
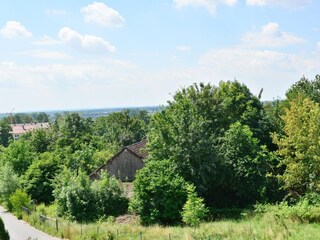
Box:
[1,76,320,237]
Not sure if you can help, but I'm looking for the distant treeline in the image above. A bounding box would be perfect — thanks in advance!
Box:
[0,106,160,123]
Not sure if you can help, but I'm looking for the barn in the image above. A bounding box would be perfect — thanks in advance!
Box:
[90,139,147,182]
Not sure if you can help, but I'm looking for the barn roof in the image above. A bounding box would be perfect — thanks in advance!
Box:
[126,139,148,159]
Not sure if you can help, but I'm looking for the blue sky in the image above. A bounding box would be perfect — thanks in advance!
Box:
[0,0,319,112]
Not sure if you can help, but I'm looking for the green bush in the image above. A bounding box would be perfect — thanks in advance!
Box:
[131,160,189,225]
[53,169,127,222]
[9,189,31,219]
[92,172,128,218]
[0,217,10,240]
[181,184,208,227]
[254,194,320,223]
[0,163,20,210]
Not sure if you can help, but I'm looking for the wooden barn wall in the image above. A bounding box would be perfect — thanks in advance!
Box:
[107,149,144,182]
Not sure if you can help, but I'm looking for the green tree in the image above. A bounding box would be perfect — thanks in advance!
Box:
[274,96,320,195]
[286,75,320,103]
[219,122,278,206]
[28,129,51,153]
[0,120,12,147]
[9,189,31,218]
[95,110,149,148]
[181,184,208,227]
[0,164,20,209]
[0,139,37,175]
[148,81,271,206]
[131,160,189,225]
[22,152,60,204]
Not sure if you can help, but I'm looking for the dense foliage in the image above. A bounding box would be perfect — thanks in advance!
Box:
[131,160,189,225]
[1,76,320,226]
[147,81,277,208]
[53,169,127,222]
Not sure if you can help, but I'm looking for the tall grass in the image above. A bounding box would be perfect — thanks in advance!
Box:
[21,204,320,240]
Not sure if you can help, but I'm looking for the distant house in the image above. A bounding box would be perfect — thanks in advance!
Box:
[10,123,50,140]
[90,139,148,182]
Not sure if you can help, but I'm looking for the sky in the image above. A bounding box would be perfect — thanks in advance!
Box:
[0,0,319,112]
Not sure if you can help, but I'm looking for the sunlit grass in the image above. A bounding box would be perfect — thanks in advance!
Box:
[21,206,320,240]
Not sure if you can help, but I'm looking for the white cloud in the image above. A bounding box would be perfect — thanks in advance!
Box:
[81,2,125,27]
[58,27,116,54]
[173,0,237,15]
[0,21,32,39]
[242,22,305,48]
[317,42,320,49]
[17,50,71,60]
[45,9,67,16]
[246,0,311,8]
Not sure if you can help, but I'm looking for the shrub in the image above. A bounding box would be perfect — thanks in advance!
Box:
[131,160,189,225]
[182,184,208,227]
[0,217,10,240]
[0,163,20,210]
[254,194,320,223]
[92,172,128,218]
[53,169,127,222]
[9,189,31,219]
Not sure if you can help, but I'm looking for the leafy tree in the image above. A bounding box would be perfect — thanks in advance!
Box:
[147,81,271,206]
[131,160,189,225]
[0,217,10,240]
[274,96,320,196]
[22,152,60,204]
[95,110,149,148]
[219,122,278,206]
[181,184,208,227]
[0,163,20,209]
[0,120,12,147]
[0,139,37,175]
[28,129,51,153]
[52,113,94,152]
[286,75,320,103]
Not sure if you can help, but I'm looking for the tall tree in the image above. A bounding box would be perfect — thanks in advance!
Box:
[148,81,272,206]
[274,96,320,195]
[95,110,149,148]
[286,75,320,103]
[0,120,12,147]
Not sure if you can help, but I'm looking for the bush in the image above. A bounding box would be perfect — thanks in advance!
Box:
[53,169,127,222]
[0,163,20,210]
[0,217,10,240]
[254,194,320,223]
[181,184,208,227]
[92,172,128,218]
[9,189,31,219]
[130,160,189,225]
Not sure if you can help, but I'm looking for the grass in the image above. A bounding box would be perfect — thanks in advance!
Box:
[20,205,320,240]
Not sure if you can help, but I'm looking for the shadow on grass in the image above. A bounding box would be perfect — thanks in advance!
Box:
[209,208,254,221]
